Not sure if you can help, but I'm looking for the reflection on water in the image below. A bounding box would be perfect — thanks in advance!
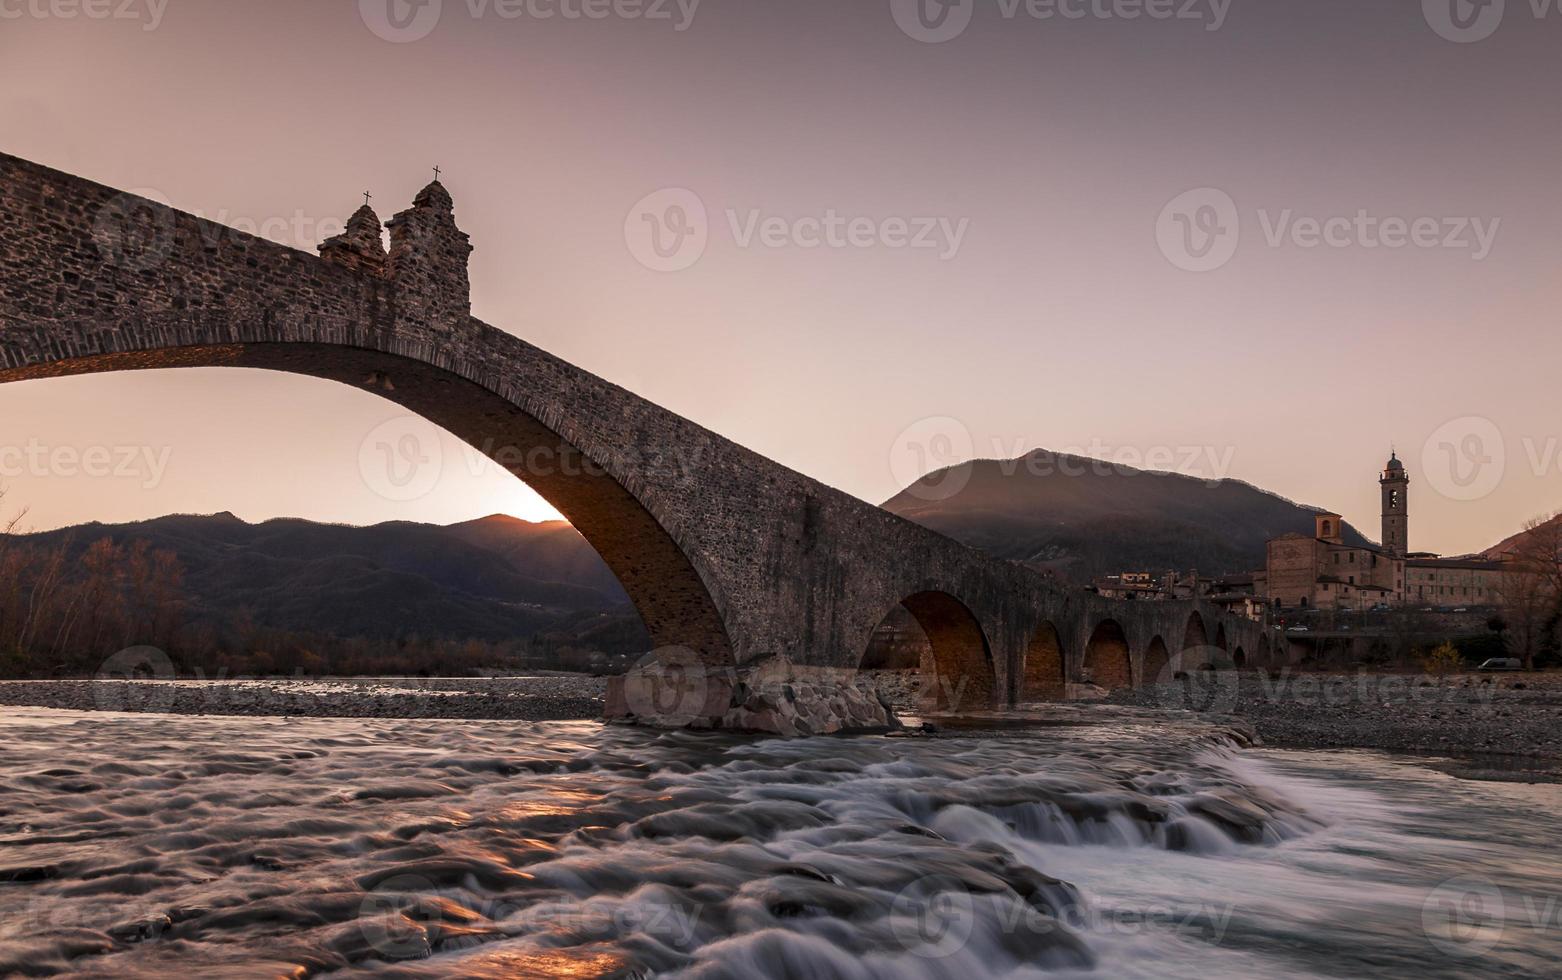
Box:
[0,707,1558,978]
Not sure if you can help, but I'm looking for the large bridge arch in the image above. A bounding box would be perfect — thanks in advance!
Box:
[1141,635,1171,687]
[0,342,739,666]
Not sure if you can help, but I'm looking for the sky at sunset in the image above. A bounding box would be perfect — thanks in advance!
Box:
[1,0,1560,557]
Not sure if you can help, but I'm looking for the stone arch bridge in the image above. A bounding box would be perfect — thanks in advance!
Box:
[0,154,1270,731]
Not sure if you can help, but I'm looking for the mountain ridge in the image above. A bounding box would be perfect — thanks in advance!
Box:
[882,449,1375,580]
[5,511,644,649]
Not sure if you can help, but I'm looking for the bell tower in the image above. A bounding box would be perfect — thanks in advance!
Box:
[1380,451,1409,557]
[385,176,472,332]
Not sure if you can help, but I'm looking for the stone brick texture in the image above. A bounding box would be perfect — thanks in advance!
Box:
[0,152,1271,723]
[1082,620,1134,690]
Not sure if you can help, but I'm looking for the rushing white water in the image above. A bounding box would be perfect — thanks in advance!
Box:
[0,706,1558,978]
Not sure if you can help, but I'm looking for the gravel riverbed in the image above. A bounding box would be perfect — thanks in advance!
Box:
[0,675,608,721]
[1106,668,1562,780]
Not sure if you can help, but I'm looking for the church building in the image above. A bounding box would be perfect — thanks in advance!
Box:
[1259,453,1509,612]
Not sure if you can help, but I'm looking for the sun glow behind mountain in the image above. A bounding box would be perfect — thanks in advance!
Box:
[0,368,566,532]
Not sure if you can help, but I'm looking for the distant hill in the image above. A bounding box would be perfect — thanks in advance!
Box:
[447,514,628,602]
[882,450,1371,581]
[1483,511,1562,559]
[10,512,646,649]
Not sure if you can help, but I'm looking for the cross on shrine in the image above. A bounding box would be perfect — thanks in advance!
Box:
[432,166,442,182]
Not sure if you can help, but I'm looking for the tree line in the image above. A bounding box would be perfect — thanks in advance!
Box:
[1495,513,1562,669]
[0,489,633,678]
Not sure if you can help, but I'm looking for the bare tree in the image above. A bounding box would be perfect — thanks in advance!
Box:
[1497,513,1562,669]
[0,486,29,536]
[0,487,29,661]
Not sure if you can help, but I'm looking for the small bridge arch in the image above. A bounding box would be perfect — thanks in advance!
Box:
[1082,619,1133,690]
[1018,619,1066,701]
[1142,635,1171,686]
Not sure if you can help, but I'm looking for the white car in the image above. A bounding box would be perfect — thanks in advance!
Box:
[1476,657,1522,672]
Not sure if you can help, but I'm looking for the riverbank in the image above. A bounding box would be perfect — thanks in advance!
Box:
[4,669,1560,781]
[1106,668,1562,782]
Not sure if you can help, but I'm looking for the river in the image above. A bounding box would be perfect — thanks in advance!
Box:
[1,706,1558,978]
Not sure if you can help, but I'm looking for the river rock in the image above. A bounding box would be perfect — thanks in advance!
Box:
[606,652,901,736]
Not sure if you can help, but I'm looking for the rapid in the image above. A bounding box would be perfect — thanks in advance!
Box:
[1,705,1558,978]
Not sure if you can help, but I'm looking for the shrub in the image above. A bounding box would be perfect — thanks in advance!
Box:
[1421,642,1464,678]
